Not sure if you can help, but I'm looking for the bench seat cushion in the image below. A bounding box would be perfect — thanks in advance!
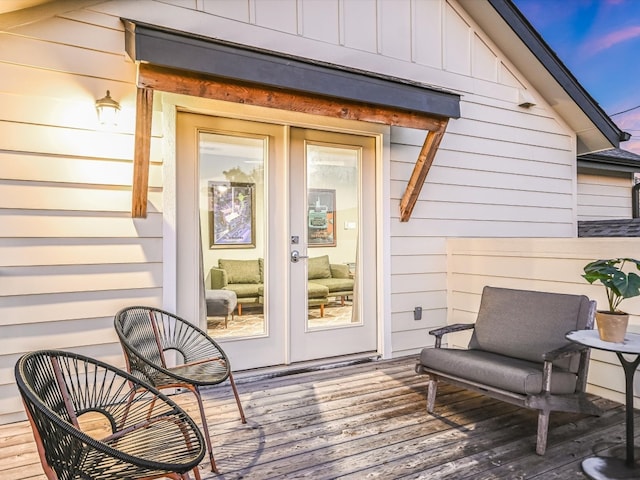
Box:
[307,282,330,299]
[224,283,261,299]
[420,348,578,395]
[310,277,354,293]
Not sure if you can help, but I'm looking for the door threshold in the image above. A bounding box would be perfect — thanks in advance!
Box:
[233,352,381,384]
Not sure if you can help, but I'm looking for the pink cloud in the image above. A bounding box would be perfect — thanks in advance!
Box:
[623,137,640,155]
[616,110,640,154]
[584,25,640,54]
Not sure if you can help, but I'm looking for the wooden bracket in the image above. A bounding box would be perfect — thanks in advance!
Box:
[133,64,451,222]
[132,87,153,218]
[399,119,448,222]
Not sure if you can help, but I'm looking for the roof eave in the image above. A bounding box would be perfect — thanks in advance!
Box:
[459,0,629,154]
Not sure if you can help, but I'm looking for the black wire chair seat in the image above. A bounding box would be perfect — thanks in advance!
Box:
[15,350,205,480]
[114,306,247,473]
[148,362,228,387]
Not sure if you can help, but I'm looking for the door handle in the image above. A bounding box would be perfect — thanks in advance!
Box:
[291,250,309,263]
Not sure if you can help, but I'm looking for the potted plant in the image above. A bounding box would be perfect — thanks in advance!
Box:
[582,258,640,342]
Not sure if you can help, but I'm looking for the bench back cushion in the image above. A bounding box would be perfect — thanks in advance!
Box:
[218,258,263,284]
[468,286,591,368]
[308,255,332,280]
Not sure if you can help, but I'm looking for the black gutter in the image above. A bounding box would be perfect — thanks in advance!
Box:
[488,0,630,147]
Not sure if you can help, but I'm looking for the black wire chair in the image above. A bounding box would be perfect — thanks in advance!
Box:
[15,349,205,480]
[114,306,247,473]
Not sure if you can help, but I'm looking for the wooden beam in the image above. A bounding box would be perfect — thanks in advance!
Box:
[132,87,153,218]
[138,64,446,131]
[135,64,451,222]
[399,119,448,222]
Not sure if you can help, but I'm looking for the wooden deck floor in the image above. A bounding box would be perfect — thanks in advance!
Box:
[3,356,638,479]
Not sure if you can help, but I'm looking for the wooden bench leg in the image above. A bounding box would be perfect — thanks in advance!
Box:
[237,303,242,316]
[320,304,325,317]
[536,409,550,455]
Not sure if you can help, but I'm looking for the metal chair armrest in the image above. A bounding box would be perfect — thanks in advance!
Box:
[429,323,475,348]
[543,343,587,362]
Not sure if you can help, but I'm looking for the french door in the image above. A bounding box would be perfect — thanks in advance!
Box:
[176,113,378,370]
[289,128,377,362]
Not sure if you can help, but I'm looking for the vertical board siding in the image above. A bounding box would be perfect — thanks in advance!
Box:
[379,0,411,61]
[412,0,442,67]
[341,0,378,52]
[254,0,298,34]
[299,0,340,43]
[446,238,640,407]
[443,1,471,75]
[472,33,498,82]
[202,0,250,21]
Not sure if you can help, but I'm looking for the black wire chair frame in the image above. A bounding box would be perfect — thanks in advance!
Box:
[15,349,205,480]
[114,306,247,473]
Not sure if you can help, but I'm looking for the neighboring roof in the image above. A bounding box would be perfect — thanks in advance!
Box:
[578,148,640,176]
[580,148,640,165]
[578,219,640,238]
[459,0,630,155]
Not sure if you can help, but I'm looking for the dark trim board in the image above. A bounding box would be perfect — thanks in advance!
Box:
[122,19,460,120]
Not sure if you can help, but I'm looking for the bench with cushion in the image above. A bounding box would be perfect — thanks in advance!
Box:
[210,258,263,315]
[307,255,354,306]
[210,256,354,316]
[415,286,600,455]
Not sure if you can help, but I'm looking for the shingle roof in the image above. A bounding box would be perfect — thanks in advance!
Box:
[580,148,640,164]
[578,219,640,237]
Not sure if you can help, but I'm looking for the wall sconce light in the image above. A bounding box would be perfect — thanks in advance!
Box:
[95,90,120,126]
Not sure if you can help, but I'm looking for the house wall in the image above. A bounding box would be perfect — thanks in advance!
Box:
[0,0,580,424]
[446,237,640,407]
[577,173,634,220]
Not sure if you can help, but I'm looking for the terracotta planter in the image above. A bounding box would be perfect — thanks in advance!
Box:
[595,311,629,343]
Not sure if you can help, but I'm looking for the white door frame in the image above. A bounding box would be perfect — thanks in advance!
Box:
[161,94,392,365]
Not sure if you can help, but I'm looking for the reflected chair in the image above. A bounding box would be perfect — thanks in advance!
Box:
[114,306,247,473]
[15,349,205,480]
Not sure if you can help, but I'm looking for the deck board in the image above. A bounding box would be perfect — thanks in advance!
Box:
[3,355,636,479]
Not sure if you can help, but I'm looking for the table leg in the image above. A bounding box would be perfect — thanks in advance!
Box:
[581,353,640,479]
[616,352,640,467]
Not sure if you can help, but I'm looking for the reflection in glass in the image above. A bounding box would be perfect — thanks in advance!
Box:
[199,132,266,338]
[306,144,360,329]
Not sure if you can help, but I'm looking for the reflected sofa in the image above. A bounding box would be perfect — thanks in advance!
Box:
[210,255,354,316]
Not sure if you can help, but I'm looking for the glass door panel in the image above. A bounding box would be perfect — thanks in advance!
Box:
[306,144,359,329]
[290,128,377,363]
[178,114,377,370]
[177,113,287,371]
[199,132,266,338]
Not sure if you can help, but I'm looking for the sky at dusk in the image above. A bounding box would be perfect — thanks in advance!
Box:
[512,0,640,154]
